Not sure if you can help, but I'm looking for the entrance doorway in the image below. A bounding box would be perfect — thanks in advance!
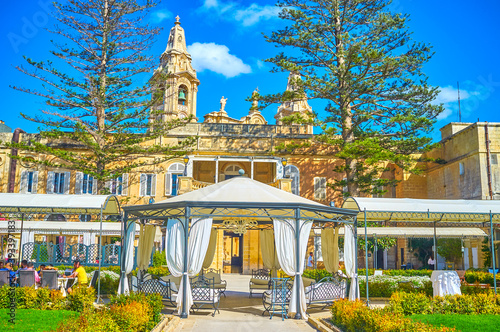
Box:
[223,231,243,273]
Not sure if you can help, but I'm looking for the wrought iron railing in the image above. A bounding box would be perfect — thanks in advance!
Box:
[21,242,152,269]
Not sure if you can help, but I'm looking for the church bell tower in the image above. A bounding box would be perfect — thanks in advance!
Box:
[151,16,199,122]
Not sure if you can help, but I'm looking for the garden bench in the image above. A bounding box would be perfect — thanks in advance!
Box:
[249,268,271,297]
[305,276,347,309]
[138,278,177,308]
[190,275,221,317]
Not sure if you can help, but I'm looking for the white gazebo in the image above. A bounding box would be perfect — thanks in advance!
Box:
[121,175,357,319]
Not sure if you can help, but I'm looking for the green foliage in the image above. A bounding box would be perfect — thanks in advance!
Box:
[481,238,500,268]
[389,292,433,316]
[99,273,120,295]
[152,251,167,267]
[15,286,38,309]
[387,291,500,316]
[262,0,444,197]
[302,269,333,281]
[464,270,496,286]
[331,299,454,332]
[437,239,462,265]
[66,285,95,312]
[56,309,121,332]
[5,0,195,192]
[110,292,163,329]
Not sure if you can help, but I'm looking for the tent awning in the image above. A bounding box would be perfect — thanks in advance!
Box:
[0,194,120,215]
[313,226,487,238]
[124,176,357,223]
[342,197,500,223]
[0,220,135,236]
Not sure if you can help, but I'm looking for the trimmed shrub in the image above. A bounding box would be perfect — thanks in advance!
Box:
[16,286,38,309]
[110,292,163,329]
[389,291,432,316]
[110,301,151,331]
[67,285,95,312]
[387,291,500,315]
[331,299,454,332]
[56,309,120,332]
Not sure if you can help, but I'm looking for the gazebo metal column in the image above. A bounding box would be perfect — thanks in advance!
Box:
[490,211,497,294]
[119,211,129,295]
[181,207,190,319]
[294,208,302,320]
[364,208,369,306]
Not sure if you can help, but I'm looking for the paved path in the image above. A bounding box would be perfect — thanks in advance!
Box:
[171,274,317,332]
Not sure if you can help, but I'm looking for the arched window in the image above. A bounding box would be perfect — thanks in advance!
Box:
[165,162,185,196]
[224,164,241,180]
[285,165,300,195]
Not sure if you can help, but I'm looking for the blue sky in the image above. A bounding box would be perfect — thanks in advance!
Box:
[1,0,499,141]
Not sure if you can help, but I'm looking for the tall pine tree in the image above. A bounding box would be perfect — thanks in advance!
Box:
[7,0,194,193]
[263,0,444,197]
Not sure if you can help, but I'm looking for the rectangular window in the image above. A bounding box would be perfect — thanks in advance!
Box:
[492,154,498,165]
[27,171,34,193]
[20,170,38,194]
[314,177,327,200]
[53,172,65,194]
[459,162,465,176]
[110,176,123,195]
[82,174,94,194]
[140,173,156,197]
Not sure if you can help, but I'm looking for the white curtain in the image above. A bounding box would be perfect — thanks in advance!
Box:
[118,220,136,295]
[83,232,96,246]
[202,229,218,269]
[260,229,281,277]
[321,227,340,274]
[344,224,359,300]
[273,218,312,319]
[166,218,213,315]
[137,224,157,271]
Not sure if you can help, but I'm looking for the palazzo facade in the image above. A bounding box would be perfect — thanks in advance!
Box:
[1,18,499,273]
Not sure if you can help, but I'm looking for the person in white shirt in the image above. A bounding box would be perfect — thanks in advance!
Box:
[428,255,435,270]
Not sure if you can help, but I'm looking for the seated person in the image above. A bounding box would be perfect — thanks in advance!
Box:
[38,264,57,278]
[0,263,17,284]
[26,262,41,284]
[63,260,88,293]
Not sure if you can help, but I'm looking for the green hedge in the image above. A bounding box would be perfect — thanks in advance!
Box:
[0,285,94,312]
[388,291,500,316]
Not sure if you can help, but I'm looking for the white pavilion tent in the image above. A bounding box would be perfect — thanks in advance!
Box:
[121,176,357,319]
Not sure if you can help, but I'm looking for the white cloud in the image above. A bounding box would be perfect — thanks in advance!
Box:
[188,42,252,78]
[201,0,280,26]
[434,83,488,120]
[151,9,173,23]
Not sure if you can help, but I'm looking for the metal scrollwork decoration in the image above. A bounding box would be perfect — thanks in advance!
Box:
[222,217,258,235]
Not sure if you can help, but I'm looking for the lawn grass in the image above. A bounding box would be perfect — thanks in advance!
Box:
[0,309,79,332]
[410,314,500,332]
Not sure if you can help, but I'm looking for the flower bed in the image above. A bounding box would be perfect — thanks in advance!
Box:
[359,275,433,298]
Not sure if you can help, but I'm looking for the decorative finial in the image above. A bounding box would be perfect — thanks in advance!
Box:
[238,169,245,176]
[175,15,180,24]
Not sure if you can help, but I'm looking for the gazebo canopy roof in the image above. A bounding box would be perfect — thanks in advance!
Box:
[0,193,121,215]
[312,226,488,239]
[0,220,133,236]
[342,197,500,224]
[123,176,357,224]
